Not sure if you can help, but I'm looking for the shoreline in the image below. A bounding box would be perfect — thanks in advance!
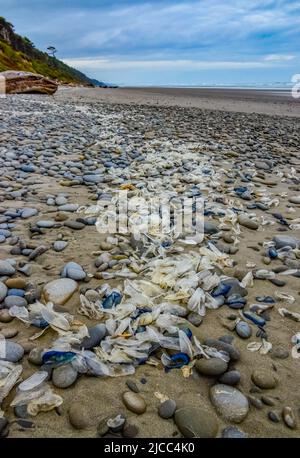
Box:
[55,86,300,118]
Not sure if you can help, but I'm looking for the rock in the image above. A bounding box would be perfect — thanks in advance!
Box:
[219,370,241,386]
[53,241,68,252]
[0,260,15,276]
[14,405,29,419]
[123,424,139,438]
[204,222,219,235]
[174,406,218,438]
[64,221,85,230]
[238,215,259,230]
[68,403,90,430]
[21,208,38,219]
[235,321,252,339]
[28,348,43,366]
[0,309,14,323]
[251,369,278,389]
[158,399,177,419]
[195,357,228,376]
[0,281,7,302]
[248,395,264,409]
[122,392,147,414]
[289,196,300,204]
[36,220,57,228]
[273,235,299,250]
[282,406,296,429]
[43,278,78,305]
[222,426,247,438]
[4,295,27,308]
[204,338,240,361]
[1,70,58,95]
[1,341,24,362]
[1,327,18,339]
[261,395,276,406]
[0,417,9,437]
[268,411,280,423]
[80,324,106,349]
[52,364,78,388]
[61,262,86,281]
[58,204,79,212]
[271,346,289,360]
[83,175,103,184]
[187,312,202,327]
[126,379,140,393]
[210,384,249,423]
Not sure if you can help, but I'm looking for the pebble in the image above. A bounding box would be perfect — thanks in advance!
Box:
[53,241,68,252]
[1,341,24,362]
[0,417,9,437]
[271,346,289,360]
[235,321,252,339]
[68,403,90,430]
[0,309,14,323]
[14,405,29,419]
[61,262,86,281]
[195,357,228,376]
[0,327,18,339]
[42,278,78,305]
[248,395,264,409]
[126,379,140,393]
[273,235,299,249]
[238,215,259,230]
[0,260,15,276]
[222,426,247,438]
[4,295,27,308]
[36,220,57,228]
[122,392,147,414]
[204,338,240,361]
[158,399,177,419]
[289,196,300,204]
[80,324,106,349]
[0,281,8,302]
[282,406,297,429]
[52,364,78,388]
[219,370,241,386]
[174,406,218,438]
[261,395,276,406]
[28,347,44,366]
[268,411,280,423]
[123,424,139,438]
[251,369,278,389]
[210,384,249,423]
[187,312,202,327]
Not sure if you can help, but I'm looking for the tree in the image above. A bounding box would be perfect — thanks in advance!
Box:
[47,46,57,58]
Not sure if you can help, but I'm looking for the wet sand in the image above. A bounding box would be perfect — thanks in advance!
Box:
[55,86,300,118]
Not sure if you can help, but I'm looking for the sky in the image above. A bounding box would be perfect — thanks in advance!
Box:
[1,0,300,86]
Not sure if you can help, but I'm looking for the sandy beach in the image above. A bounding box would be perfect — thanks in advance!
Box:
[55,86,300,118]
[0,87,300,439]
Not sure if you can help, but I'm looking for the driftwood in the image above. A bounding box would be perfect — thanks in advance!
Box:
[0,71,58,95]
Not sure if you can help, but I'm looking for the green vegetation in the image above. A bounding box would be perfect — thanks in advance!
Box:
[0,17,95,84]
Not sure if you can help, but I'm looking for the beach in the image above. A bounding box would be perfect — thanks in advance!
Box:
[56,86,300,117]
[0,87,300,438]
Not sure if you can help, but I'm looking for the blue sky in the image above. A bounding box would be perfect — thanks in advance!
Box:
[1,0,300,85]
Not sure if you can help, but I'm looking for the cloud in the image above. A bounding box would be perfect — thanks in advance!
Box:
[63,57,276,71]
[264,54,296,61]
[1,0,299,84]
